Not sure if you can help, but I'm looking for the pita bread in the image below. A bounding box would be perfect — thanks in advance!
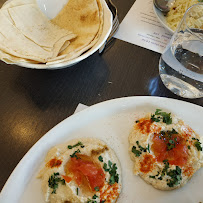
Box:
[52,0,101,58]
[8,4,76,49]
[1,0,35,9]
[0,11,55,62]
[0,49,38,64]
[47,0,103,65]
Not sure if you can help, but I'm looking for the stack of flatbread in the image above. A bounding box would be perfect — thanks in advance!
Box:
[0,0,104,66]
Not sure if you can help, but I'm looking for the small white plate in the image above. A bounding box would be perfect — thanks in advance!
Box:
[153,5,174,34]
[1,0,112,69]
[0,96,203,203]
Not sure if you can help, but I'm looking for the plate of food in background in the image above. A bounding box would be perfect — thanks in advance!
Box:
[153,0,202,33]
[0,0,112,69]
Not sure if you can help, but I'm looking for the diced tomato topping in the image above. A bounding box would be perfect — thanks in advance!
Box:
[151,133,188,167]
[46,158,62,168]
[66,154,105,191]
[62,175,72,183]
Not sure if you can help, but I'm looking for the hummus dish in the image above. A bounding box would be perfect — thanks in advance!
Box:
[38,138,122,203]
[129,109,203,190]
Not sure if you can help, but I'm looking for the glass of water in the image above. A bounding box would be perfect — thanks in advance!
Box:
[159,3,203,99]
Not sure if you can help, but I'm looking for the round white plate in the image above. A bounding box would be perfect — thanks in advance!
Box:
[1,0,112,69]
[0,96,203,203]
[153,5,174,34]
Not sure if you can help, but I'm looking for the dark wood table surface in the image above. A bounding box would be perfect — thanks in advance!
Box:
[0,0,202,192]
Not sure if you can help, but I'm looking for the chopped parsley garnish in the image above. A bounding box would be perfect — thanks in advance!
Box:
[167,166,182,187]
[192,137,199,141]
[94,186,100,191]
[132,146,142,157]
[48,172,65,194]
[76,187,79,195]
[135,120,140,123]
[161,160,169,177]
[98,155,103,162]
[132,141,150,157]
[151,109,172,125]
[198,0,203,2]
[101,201,106,203]
[136,141,147,152]
[147,144,150,153]
[187,146,190,150]
[158,129,179,151]
[194,141,202,151]
[87,199,97,203]
[167,140,176,150]
[92,194,98,199]
[70,149,81,159]
[149,160,182,188]
[87,194,98,203]
[103,160,119,185]
[68,141,84,149]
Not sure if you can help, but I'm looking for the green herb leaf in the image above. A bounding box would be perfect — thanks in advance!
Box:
[151,114,161,122]
[149,175,156,179]
[68,141,83,149]
[92,194,98,199]
[98,155,103,162]
[76,187,79,195]
[70,149,81,158]
[194,141,202,151]
[108,160,112,168]
[147,144,150,153]
[135,120,140,123]
[103,161,119,185]
[132,146,142,157]
[94,186,100,191]
[187,145,190,149]
[103,163,109,172]
[151,109,172,124]
[48,172,65,194]
[166,166,182,187]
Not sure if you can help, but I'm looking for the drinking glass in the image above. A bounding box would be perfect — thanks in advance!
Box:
[159,3,203,98]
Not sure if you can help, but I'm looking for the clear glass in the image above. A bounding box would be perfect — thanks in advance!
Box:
[159,3,203,98]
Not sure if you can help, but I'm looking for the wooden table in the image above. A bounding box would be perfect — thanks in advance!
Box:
[0,0,202,192]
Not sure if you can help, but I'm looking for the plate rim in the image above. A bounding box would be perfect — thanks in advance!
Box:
[153,5,174,34]
[0,96,202,202]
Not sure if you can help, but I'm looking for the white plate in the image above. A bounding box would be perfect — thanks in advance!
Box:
[153,5,174,34]
[0,96,203,203]
[1,0,112,69]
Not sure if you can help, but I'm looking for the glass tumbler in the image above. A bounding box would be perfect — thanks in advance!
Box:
[159,3,203,99]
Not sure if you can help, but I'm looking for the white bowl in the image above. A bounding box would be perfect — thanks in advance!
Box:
[153,5,174,34]
[2,0,112,69]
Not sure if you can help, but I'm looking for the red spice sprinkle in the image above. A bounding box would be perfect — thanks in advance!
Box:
[140,154,155,173]
[100,183,119,203]
[46,158,62,168]
[183,166,194,177]
[136,118,153,134]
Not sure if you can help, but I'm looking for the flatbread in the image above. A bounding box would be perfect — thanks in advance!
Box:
[8,4,76,49]
[51,0,101,59]
[0,49,38,64]
[0,11,53,62]
[1,0,35,9]
[47,0,103,65]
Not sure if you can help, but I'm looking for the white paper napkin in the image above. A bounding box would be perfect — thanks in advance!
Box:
[115,0,172,53]
[74,103,88,114]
